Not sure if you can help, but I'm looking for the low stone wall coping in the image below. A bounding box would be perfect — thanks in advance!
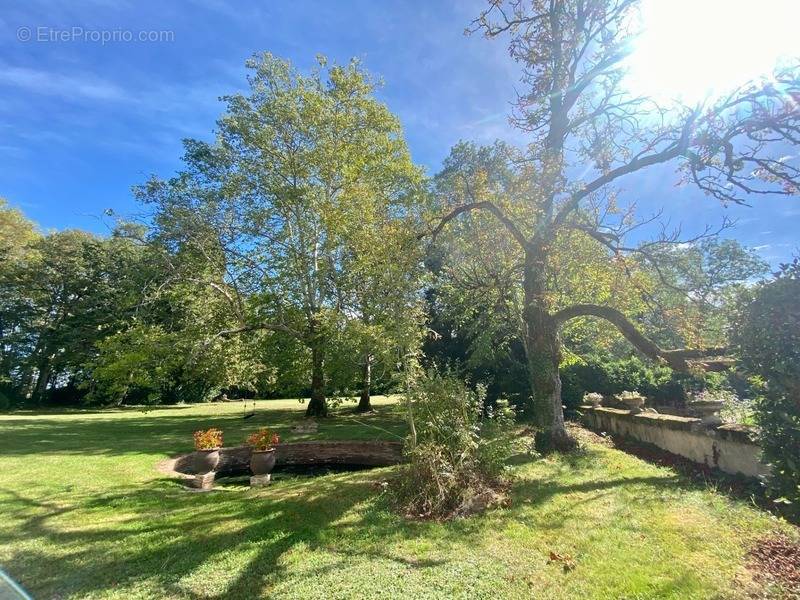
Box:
[580,405,760,445]
[580,405,767,477]
[716,423,760,444]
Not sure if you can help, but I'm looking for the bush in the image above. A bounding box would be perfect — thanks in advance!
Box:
[0,383,23,411]
[560,355,720,415]
[394,370,516,519]
[733,259,800,516]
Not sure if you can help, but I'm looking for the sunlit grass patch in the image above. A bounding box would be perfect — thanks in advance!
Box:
[0,398,796,599]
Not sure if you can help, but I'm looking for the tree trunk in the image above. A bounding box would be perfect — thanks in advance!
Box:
[522,249,574,451]
[31,361,52,405]
[356,356,372,413]
[305,344,328,417]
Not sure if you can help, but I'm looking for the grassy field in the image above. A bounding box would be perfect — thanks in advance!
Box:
[1,397,796,599]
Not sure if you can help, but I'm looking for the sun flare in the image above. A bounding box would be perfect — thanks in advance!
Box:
[626,0,800,104]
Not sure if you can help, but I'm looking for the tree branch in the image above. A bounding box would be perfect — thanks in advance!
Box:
[552,303,727,371]
[214,322,304,341]
[422,201,529,250]
[551,107,702,230]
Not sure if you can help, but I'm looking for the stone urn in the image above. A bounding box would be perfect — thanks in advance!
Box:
[585,393,604,408]
[688,400,725,427]
[250,449,277,476]
[193,448,221,474]
[617,393,646,414]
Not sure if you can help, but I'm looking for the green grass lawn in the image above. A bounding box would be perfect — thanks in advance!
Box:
[1,397,796,599]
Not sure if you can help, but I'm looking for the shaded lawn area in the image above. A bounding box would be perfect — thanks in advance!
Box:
[1,398,797,599]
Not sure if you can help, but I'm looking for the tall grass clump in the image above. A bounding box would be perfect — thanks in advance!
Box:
[394,370,516,519]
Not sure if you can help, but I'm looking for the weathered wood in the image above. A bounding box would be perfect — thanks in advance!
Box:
[172,441,404,476]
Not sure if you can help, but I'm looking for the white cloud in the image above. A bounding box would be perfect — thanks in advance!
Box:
[0,64,127,101]
[0,144,25,157]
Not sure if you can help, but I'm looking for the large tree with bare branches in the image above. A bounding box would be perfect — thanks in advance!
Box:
[428,0,800,449]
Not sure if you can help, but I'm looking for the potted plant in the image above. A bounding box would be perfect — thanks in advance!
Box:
[247,428,281,476]
[193,428,223,474]
[615,391,646,413]
[584,392,604,408]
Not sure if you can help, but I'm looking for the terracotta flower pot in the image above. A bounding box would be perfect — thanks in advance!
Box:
[250,449,277,476]
[193,448,221,474]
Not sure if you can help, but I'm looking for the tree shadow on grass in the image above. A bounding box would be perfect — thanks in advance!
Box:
[0,404,406,458]
[0,468,453,599]
[1,417,770,598]
[0,449,752,599]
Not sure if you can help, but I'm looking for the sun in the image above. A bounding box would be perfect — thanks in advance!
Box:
[625,0,800,104]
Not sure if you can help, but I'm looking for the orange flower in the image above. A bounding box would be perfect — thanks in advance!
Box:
[193,428,223,450]
[246,428,280,451]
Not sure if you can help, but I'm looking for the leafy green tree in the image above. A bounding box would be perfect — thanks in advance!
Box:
[0,199,39,261]
[0,200,41,404]
[332,208,426,412]
[427,143,762,422]
[733,258,800,515]
[0,227,151,404]
[428,1,799,448]
[138,53,424,416]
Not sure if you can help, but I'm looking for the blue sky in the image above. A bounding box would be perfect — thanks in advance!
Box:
[1,0,798,266]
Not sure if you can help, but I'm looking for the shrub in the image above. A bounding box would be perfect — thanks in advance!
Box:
[246,428,280,451]
[0,383,22,411]
[560,355,718,415]
[0,392,9,412]
[733,259,800,516]
[193,428,223,450]
[393,370,516,519]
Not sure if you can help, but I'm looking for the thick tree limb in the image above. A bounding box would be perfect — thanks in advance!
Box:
[422,201,529,250]
[552,303,727,371]
[214,322,304,341]
[551,108,701,230]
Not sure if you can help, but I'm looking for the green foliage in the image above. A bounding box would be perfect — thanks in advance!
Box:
[733,259,800,516]
[139,53,425,414]
[86,323,265,405]
[560,355,709,414]
[425,143,765,426]
[394,370,516,519]
[0,222,159,406]
[0,198,39,261]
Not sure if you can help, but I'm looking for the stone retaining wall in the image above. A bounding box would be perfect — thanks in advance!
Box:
[171,440,405,476]
[581,406,768,478]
